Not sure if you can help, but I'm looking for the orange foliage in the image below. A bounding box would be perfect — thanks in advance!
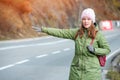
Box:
[0,0,32,14]
[30,0,79,28]
[0,0,120,39]
[0,0,34,39]
[14,0,32,14]
[0,0,12,4]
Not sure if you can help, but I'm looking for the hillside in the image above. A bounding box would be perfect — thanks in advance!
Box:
[0,0,120,40]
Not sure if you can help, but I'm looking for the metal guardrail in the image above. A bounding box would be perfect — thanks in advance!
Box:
[105,45,120,70]
[111,54,120,72]
[102,48,120,80]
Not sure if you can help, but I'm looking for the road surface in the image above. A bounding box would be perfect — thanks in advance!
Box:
[0,29,120,80]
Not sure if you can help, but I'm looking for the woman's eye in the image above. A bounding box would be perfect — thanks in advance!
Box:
[82,18,86,20]
[88,18,91,20]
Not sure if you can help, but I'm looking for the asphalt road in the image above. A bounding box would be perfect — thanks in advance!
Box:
[0,29,120,80]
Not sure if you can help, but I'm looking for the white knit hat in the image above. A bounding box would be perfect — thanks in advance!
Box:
[81,8,96,23]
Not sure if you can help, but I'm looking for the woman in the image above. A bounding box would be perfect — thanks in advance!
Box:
[41,8,110,80]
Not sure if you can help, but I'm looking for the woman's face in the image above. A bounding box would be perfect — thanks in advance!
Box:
[82,16,92,28]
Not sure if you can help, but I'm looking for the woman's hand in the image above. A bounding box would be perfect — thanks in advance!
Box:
[87,45,95,54]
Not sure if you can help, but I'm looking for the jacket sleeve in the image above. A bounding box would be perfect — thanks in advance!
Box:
[41,27,78,39]
[94,31,111,55]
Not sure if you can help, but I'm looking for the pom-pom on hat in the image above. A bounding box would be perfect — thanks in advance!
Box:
[81,8,96,23]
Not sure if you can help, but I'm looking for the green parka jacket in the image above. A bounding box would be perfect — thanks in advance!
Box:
[41,27,110,80]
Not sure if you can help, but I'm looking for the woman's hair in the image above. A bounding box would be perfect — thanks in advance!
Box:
[78,23,98,39]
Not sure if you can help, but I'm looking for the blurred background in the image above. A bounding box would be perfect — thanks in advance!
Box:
[0,0,120,80]
[0,0,120,39]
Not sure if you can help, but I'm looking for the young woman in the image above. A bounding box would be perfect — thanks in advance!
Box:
[41,8,110,80]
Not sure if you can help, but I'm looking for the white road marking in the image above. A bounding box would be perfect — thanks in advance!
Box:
[15,59,29,65]
[0,64,15,70]
[0,39,69,50]
[0,59,29,71]
[0,45,27,50]
[0,47,71,71]
[0,36,53,43]
[52,51,61,54]
[36,54,48,58]
[63,48,70,51]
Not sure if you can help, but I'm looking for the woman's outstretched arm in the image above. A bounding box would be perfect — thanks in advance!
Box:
[41,27,78,40]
